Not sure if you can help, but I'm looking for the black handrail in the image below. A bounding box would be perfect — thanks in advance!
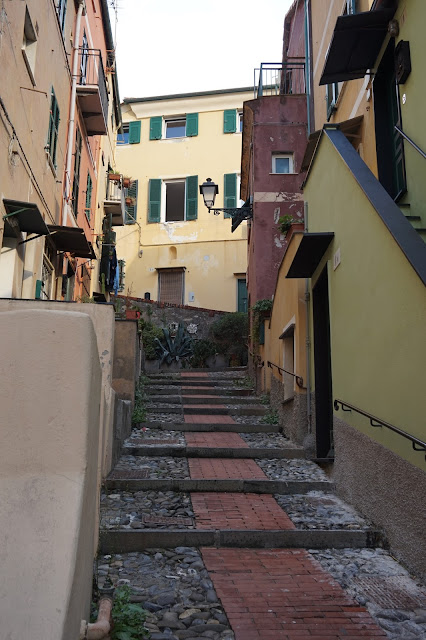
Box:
[395,125,426,160]
[267,361,304,388]
[334,399,426,459]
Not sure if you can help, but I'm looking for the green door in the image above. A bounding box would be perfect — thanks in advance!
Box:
[237,278,248,312]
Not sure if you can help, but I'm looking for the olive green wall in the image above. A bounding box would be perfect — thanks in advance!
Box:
[304,134,426,470]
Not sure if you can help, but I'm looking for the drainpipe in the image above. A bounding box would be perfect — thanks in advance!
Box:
[304,0,311,136]
[304,201,312,433]
[79,596,112,640]
[63,0,86,226]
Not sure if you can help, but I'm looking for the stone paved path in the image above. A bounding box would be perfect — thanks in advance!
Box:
[98,369,426,640]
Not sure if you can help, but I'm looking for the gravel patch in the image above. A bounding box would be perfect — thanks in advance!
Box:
[126,428,186,446]
[145,412,184,424]
[275,491,370,530]
[114,455,189,479]
[96,548,235,640]
[147,402,183,409]
[100,491,194,530]
[240,432,296,448]
[256,458,331,481]
[231,414,268,425]
[310,548,426,639]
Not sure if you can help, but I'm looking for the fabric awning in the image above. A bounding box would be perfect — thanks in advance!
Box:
[2,199,49,236]
[286,233,334,278]
[47,225,96,259]
[319,8,396,86]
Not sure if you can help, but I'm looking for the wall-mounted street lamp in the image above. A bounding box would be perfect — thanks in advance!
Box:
[199,178,253,223]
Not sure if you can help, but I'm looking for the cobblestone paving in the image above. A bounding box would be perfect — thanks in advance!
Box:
[256,457,332,481]
[100,491,194,530]
[275,491,371,530]
[96,548,235,639]
[125,428,186,446]
[114,455,189,479]
[240,432,297,448]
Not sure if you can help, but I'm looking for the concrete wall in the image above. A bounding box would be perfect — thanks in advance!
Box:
[114,90,252,311]
[0,309,101,640]
[112,319,140,403]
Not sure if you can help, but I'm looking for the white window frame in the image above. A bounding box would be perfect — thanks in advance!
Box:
[22,7,37,86]
[237,111,243,133]
[162,179,186,223]
[117,123,130,145]
[164,116,186,139]
[271,153,294,174]
[237,174,245,207]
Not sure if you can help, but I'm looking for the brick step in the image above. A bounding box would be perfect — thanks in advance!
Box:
[104,477,334,494]
[145,386,254,396]
[140,421,280,432]
[123,445,304,459]
[182,406,267,416]
[99,528,384,554]
[147,379,250,388]
[148,395,260,405]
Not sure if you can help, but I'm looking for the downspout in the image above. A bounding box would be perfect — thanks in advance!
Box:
[304,0,311,136]
[304,201,312,433]
[63,0,86,226]
[80,596,112,639]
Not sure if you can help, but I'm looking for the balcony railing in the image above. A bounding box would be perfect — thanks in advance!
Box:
[104,174,125,226]
[76,48,108,136]
[254,60,306,99]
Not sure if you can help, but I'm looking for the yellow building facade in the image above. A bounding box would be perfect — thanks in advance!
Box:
[114,89,252,311]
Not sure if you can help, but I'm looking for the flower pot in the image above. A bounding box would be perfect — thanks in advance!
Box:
[123,177,131,188]
[125,309,140,320]
[108,173,120,182]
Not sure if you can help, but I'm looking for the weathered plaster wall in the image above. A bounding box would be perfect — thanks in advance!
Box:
[112,319,140,402]
[0,309,101,640]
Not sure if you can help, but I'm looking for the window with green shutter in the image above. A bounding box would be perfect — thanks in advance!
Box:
[149,116,162,140]
[129,121,141,144]
[224,109,237,133]
[125,179,138,224]
[186,113,198,137]
[185,175,198,220]
[85,172,92,221]
[47,87,60,168]
[224,173,237,218]
[148,179,161,222]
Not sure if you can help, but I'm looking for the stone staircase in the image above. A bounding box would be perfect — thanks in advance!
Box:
[96,368,426,640]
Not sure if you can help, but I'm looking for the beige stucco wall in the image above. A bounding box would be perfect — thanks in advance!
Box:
[0,309,101,640]
[304,133,426,469]
[0,299,116,482]
[113,90,252,310]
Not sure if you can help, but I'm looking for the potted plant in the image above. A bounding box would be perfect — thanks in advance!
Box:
[122,176,132,189]
[108,169,121,182]
[125,196,136,206]
[277,214,304,236]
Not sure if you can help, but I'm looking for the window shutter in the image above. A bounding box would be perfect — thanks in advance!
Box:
[125,179,138,224]
[148,179,161,222]
[128,121,141,144]
[186,113,198,137]
[185,175,198,220]
[224,173,237,218]
[149,116,162,140]
[224,109,237,133]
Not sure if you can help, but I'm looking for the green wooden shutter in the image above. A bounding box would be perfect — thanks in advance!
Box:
[185,175,198,221]
[148,179,161,222]
[128,121,141,144]
[35,279,42,299]
[149,116,162,140]
[125,179,138,224]
[224,109,237,133]
[224,173,237,218]
[186,113,198,137]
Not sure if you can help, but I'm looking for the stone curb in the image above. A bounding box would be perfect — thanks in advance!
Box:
[145,387,254,396]
[124,445,305,459]
[99,528,385,554]
[148,396,261,405]
[179,407,267,416]
[104,478,335,494]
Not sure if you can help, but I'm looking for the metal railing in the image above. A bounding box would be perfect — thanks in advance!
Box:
[267,361,304,388]
[77,48,108,122]
[395,125,426,160]
[334,399,426,459]
[105,174,124,201]
[254,60,306,99]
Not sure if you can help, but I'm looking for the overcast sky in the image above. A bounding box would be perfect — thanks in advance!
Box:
[110,0,293,99]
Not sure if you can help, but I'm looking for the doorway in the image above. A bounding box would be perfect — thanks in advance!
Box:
[312,266,333,458]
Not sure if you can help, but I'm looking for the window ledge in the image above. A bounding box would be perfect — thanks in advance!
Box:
[270,172,298,176]
[45,151,57,178]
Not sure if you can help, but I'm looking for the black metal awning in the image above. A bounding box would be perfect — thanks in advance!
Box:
[319,8,396,86]
[286,233,334,278]
[2,199,50,237]
[47,225,96,259]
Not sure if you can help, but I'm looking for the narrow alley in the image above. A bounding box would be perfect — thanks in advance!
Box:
[97,370,426,640]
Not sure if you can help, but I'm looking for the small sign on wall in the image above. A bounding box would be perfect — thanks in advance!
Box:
[333,247,341,271]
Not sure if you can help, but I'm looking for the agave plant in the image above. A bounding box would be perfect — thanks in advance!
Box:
[154,322,193,365]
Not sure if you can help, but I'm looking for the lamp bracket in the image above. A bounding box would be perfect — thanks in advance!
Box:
[208,206,253,220]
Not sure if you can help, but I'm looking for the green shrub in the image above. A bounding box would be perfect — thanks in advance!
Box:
[210,312,248,366]
[139,319,163,360]
[191,339,217,367]
[111,585,149,639]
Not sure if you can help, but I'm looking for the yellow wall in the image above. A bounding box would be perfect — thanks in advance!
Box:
[114,90,252,310]
[304,133,426,469]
